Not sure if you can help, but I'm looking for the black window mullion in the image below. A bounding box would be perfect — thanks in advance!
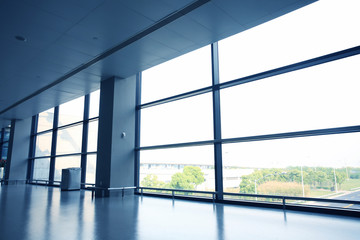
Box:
[49,107,58,184]
[212,42,224,200]
[27,115,38,181]
[81,94,90,186]
[0,128,4,161]
[135,73,142,189]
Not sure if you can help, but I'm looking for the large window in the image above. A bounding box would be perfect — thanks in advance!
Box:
[139,47,214,194]
[0,126,11,179]
[37,109,54,133]
[137,0,360,212]
[140,145,215,195]
[31,91,100,186]
[218,0,360,82]
[35,132,52,157]
[56,124,83,155]
[58,97,84,127]
[220,55,360,138]
[222,133,360,198]
[141,45,212,103]
[141,93,213,146]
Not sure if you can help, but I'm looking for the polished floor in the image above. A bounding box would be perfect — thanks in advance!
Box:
[0,185,359,240]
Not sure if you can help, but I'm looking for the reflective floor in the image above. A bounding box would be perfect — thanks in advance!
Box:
[0,185,360,240]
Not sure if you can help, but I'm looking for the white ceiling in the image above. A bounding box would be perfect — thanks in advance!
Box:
[0,0,315,127]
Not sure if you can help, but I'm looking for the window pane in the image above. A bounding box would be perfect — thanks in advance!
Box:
[222,133,360,206]
[140,145,214,193]
[87,120,98,152]
[221,55,360,138]
[3,128,10,141]
[35,132,52,157]
[54,155,81,182]
[1,142,8,160]
[33,158,50,181]
[141,45,212,103]
[58,97,84,126]
[141,93,213,146]
[219,0,360,82]
[56,125,83,155]
[37,108,54,132]
[89,90,100,119]
[86,154,96,184]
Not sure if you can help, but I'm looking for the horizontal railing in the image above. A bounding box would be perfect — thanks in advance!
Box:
[139,187,218,201]
[29,179,95,188]
[138,187,360,210]
[0,179,28,185]
[87,186,137,199]
[29,179,61,185]
[223,192,360,210]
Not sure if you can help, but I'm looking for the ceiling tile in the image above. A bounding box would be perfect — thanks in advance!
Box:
[187,2,245,38]
[23,0,104,23]
[66,1,154,50]
[119,0,193,22]
[164,16,214,45]
[0,1,73,33]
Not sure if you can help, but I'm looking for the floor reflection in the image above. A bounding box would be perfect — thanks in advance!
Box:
[0,185,359,240]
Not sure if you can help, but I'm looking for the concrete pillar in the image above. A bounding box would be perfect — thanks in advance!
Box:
[5,118,32,183]
[95,76,136,197]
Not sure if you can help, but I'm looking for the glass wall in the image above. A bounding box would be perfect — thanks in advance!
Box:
[137,0,360,210]
[140,46,214,194]
[58,97,84,127]
[31,91,100,186]
[218,0,360,82]
[141,93,213,146]
[141,45,211,103]
[140,145,215,196]
[0,126,11,180]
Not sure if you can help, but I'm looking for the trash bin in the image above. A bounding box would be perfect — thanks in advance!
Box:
[61,168,81,191]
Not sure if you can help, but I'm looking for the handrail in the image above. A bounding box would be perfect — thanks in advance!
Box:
[29,179,61,185]
[138,187,360,209]
[0,179,28,185]
[88,186,137,199]
[223,192,360,205]
[138,187,218,202]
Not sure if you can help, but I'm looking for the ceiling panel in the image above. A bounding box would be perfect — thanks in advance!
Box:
[22,0,105,23]
[165,17,214,46]
[186,2,245,38]
[148,27,196,52]
[0,1,73,33]
[39,45,94,70]
[119,0,193,22]
[66,1,154,50]
[0,0,316,127]
[55,34,105,57]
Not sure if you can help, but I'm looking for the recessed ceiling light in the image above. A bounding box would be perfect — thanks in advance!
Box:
[92,37,98,40]
[15,35,27,42]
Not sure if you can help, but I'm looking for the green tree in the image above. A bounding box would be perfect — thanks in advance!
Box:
[141,174,166,188]
[169,166,205,190]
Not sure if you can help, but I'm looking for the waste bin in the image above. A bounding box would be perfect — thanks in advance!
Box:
[61,168,81,190]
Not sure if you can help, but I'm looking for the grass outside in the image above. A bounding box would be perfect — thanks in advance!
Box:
[308,189,332,198]
[223,179,360,199]
[339,179,360,191]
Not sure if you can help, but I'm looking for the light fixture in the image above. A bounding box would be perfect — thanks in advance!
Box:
[15,35,27,42]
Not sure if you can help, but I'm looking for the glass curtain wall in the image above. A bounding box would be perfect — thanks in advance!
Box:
[139,45,215,196]
[137,0,360,210]
[0,126,11,180]
[30,90,100,186]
